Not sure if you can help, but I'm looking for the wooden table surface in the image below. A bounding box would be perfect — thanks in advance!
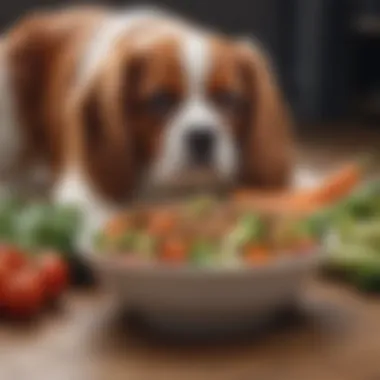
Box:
[2,279,380,380]
[2,126,380,380]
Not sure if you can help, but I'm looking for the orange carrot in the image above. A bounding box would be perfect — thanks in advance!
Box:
[147,210,177,237]
[244,246,271,265]
[294,238,316,252]
[160,238,188,264]
[305,160,365,205]
[234,158,368,214]
[104,215,131,239]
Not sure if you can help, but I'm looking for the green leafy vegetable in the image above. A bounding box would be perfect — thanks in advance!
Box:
[0,196,26,243]
[11,202,82,254]
[345,221,380,250]
[134,232,157,256]
[352,258,380,292]
[190,240,217,267]
[116,231,138,251]
[93,232,107,251]
[228,213,264,247]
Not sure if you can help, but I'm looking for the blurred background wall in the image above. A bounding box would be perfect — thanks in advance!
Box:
[0,0,379,126]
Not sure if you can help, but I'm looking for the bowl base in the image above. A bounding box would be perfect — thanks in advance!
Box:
[121,297,305,340]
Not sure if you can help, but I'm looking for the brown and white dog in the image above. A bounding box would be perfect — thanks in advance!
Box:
[0,6,293,248]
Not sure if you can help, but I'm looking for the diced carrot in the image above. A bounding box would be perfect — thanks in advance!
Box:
[147,210,177,237]
[160,238,188,264]
[293,238,317,253]
[244,245,271,265]
[104,215,130,238]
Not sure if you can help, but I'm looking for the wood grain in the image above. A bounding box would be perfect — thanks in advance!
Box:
[1,126,380,380]
[1,280,380,380]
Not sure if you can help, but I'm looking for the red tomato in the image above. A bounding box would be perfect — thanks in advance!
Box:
[0,262,9,308]
[0,245,27,272]
[38,252,69,300]
[3,268,44,318]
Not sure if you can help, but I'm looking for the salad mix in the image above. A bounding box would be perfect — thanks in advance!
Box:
[318,179,380,291]
[94,196,318,268]
[0,197,82,254]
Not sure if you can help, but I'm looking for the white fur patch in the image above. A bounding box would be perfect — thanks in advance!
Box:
[293,165,324,189]
[78,7,187,87]
[78,10,157,86]
[183,33,210,94]
[148,32,238,188]
[53,169,117,251]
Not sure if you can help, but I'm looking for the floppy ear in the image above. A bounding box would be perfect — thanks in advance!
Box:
[5,8,105,171]
[237,38,294,189]
[68,46,139,203]
[6,11,65,166]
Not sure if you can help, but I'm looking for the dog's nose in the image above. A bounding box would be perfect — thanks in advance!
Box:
[186,128,215,164]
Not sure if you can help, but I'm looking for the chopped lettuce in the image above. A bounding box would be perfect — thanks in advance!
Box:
[227,213,264,248]
[190,240,218,267]
[134,232,157,257]
[323,178,380,290]
[0,201,82,254]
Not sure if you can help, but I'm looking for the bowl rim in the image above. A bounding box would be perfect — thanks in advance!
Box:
[81,246,325,278]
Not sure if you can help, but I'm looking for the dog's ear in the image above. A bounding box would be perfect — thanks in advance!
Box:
[6,11,65,163]
[237,38,294,189]
[69,45,140,203]
[6,8,104,168]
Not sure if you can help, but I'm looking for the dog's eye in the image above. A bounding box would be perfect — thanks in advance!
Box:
[146,91,178,115]
[213,91,245,112]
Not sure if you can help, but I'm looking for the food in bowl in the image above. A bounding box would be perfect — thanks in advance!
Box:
[322,178,380,291]
[85,161,369,330]
[93,195,319,269]
[93,159,370,270]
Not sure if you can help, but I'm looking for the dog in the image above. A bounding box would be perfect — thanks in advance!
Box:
[0,6,294,249]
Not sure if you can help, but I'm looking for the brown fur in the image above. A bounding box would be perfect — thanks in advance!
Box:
[6,7,106,180]
[72,38,141,202]
[207,38,293,189]
[125,38,185,169]
[72,36,186,202]
[4,7,293,205]
[237,42,294,189]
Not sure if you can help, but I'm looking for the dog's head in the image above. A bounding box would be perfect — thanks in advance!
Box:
[7,8,294,202]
